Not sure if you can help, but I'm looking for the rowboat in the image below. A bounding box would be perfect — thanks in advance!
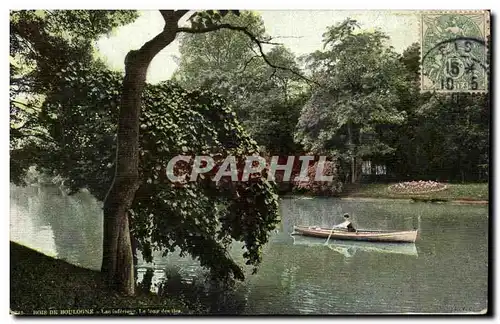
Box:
[291,235,418,257]
[292,226,418,243]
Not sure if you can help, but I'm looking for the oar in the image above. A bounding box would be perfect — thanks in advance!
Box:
[324,224,336,246]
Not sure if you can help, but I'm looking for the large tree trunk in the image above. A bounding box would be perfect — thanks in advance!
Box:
[101,11,181,295]
[101,52,148,296]
[347,123,356,184]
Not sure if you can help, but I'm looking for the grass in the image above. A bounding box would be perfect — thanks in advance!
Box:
[345,183,489,201]
[10,241,203,315]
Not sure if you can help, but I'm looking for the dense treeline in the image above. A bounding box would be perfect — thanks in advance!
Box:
[175,16,489,186]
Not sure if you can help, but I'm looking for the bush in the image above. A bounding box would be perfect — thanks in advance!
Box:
[294,160,342,196]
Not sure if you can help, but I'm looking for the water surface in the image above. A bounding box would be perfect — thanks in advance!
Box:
[10,185,488,314]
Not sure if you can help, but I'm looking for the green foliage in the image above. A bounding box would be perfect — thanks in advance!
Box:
[173,11,305,155]
[384,43,489,182]
[294,160,342,195]
[136,81,280,279]
[10,10,138,94]
[10,10,138,182]
[188,10,240,30]
[174,11,265,90]
[11,8,280,285]
[389,92,489,182]
[12,58,280,281]
[295,19,410,181]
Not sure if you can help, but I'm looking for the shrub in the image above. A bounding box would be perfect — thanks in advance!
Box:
[294,160,342,196]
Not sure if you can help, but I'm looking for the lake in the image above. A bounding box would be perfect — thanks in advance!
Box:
[10,184,488,314]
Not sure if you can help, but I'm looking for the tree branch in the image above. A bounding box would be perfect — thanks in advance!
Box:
[159,10,174,22]
[173,10,190,20]
[237,55,259,73]
[11,100,35,108]
[10,125,56,145]
[177,24,320,86]
[11,100,41,113]
[270,35,304,40]
[135,10,183,63]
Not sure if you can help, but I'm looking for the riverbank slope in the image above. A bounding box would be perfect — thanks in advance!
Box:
[10,241,199,315]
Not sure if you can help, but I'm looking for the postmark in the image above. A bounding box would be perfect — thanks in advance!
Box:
[420,11,490,92]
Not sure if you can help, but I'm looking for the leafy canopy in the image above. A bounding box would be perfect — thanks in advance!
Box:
[174,11,305,155]
[10,10,138,183]
[12,59,280,281]
[296,19,408,161]
[11,10,280,281]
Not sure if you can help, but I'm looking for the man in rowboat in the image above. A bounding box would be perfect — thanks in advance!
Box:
[333,213,356,232]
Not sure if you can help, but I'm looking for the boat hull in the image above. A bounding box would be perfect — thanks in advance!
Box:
[293,226,418,243]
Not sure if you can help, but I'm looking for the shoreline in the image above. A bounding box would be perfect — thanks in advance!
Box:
[10,242,201,315]
[280,182,488,205]
[340,196,488,205]
[281,194,488,205]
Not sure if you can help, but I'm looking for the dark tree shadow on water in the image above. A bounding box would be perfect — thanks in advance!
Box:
[137,266,248,314]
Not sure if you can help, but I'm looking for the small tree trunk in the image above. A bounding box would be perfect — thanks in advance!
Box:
[347,123,356,184]
[351,156,356,184]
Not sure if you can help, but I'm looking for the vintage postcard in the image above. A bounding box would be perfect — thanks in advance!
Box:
[10,9,490,316]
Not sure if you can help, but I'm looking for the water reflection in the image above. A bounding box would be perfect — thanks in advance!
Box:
[240,198,488,314]
[10,185,58,258]
[10,184,103,270]
[291,235,419,258]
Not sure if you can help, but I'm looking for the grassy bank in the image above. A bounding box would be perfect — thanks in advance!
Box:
[10,242,203,315]
[345,183,488,201]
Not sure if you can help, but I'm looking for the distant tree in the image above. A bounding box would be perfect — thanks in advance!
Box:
[295,19,407,183]
[173,11,306,155]
[173,11,266,93]
[294,160,341,195]
[384,43,489,182]
[405,93,489,182]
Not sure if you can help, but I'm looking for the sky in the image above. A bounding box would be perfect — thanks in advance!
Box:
[95,10,419,84]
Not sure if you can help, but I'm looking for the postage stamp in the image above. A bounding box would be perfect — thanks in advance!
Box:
[420,11,490,92]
